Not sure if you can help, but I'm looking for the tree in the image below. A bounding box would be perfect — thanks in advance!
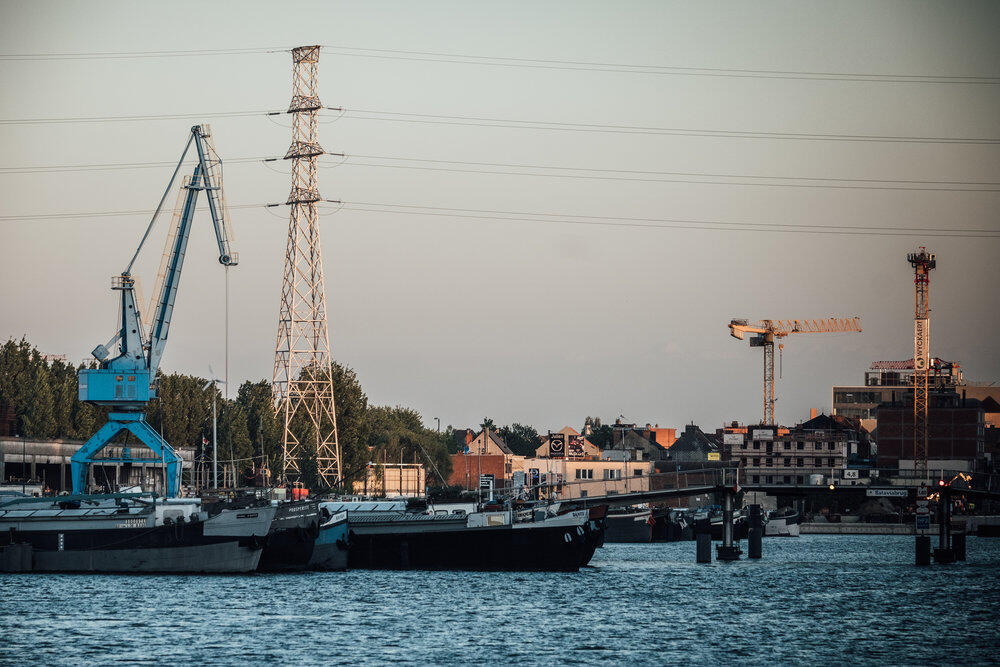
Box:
[498,423,540,456]
[21,361,55,438]
[587,419,614,449]
[479,417,495,431]
[366,406,453,487]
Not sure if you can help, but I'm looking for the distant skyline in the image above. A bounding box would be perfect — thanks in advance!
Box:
[1,1,998,432]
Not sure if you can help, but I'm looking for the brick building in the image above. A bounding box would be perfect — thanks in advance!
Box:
[875,391,985,471]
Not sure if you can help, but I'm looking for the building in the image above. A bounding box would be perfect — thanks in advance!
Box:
[535,427,599,459]
[833,358,965,431]
[354,463,426,497]
[665,424,720,463]
[466,427,513,456]
[609,419,677,461]
[448,453,511,491]
[0,437,196,494]
[875,390,985,471]
[726,417,863,486]
[513,456,653,500]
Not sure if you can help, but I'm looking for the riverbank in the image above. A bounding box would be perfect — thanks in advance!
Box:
[801,515,1000,535]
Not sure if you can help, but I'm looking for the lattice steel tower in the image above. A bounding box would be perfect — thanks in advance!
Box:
[273,45,342,488]
[907,246,935,478]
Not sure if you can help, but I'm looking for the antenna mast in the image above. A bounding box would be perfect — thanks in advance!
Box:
[273,45,342,489]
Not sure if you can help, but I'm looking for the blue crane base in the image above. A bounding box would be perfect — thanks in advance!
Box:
[70,412,182,497]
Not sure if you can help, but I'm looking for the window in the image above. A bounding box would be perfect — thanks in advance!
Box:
[796,442,804,450]
[752,441,761,450]
[828,457,836,467]
[604,469,621,480]
[580,490,588,498]
[796,458,804,468]
[633,469,643,476]
[752,458,761,466]
[783,457,791,467]
[576,469,593,479]
[765,458,773,467]
[828,443,836,451]
[752,475,760,484]
[783,476,791,484]
[796,476,804,484]
[783,442,791,450]
[740,457,747,466]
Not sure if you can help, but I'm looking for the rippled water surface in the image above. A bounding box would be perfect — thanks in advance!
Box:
[3,535,999,665]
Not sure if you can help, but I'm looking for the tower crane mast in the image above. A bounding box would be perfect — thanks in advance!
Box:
[72,125,238,497]
[907,247,936,477]
[729,317,862,425]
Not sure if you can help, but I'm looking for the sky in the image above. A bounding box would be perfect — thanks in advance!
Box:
[1,0,998,434]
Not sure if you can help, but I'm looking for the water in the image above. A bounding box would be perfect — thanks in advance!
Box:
[3,535,999,665]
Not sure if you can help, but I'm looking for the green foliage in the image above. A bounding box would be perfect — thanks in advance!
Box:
[586,420,614,449]
[0,336,452,493]
[366,405,453,486]
[498,423,541,456]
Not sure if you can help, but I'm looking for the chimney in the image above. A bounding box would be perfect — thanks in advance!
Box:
[810,408,818,419]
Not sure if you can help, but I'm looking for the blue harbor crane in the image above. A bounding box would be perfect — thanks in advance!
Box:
[72,125,238,497]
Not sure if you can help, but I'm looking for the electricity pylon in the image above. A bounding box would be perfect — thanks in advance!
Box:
[272,45,342,488]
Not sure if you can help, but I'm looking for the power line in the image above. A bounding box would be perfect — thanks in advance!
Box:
[335,109,1000,145]
[1,106,995,145]
[0,47,290,61]
[333,201,1000,237]
[2,199,996,238]
[322,45,1000,85]
[0,110,273,125]
[328,155,1000,192]
[5,152,998,191]
[0,156,268,174]
[0,203,266,221]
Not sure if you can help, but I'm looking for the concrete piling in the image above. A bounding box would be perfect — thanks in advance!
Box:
[915,535,931,566]
[748,504,762,559]
[696,531,712,563]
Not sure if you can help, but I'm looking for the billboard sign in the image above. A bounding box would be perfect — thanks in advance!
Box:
[707,452,721,462]
[723,433,744,446]
[914,318,930,371]
[754,429,774,441]
[567,435,584,457]
[549,433,566,457]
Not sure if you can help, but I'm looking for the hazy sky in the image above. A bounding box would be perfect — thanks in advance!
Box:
[1,1,998,434]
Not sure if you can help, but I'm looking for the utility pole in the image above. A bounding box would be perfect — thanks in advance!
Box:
[907,247,936,478]
[273,45,342,489]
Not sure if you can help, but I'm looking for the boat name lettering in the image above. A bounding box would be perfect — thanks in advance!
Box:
[117,518,147,528]
[237,513,259,519]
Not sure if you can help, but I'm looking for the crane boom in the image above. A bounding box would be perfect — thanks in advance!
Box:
[729,316,862,424]
[72,125,238,497]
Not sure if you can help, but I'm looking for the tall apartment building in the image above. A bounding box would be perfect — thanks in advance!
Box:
[875,390,985,471]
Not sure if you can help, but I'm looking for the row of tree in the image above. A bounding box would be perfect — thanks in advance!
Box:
[0,337,452,491]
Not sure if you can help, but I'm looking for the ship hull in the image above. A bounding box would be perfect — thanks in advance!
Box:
[257,500,321,572]
[348,509,596,571]
[307,511,349,571]
[604,510,652,543]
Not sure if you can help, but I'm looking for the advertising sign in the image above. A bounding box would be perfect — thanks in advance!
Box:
[754,429,774,441]
[567,435,584,457]
[914,318,930,371]
[707,452,721,462]
[549,433,566,457]
[723,433,744,446]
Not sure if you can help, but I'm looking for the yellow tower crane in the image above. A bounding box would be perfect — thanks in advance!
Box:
[729,317,863,425]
